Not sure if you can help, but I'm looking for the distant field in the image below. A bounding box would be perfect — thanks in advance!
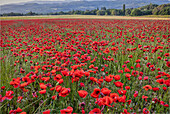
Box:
[0,15,170,20]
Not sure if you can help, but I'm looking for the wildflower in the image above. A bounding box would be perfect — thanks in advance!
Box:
[43,109,51,114]
[91,88,100,98]
[59,88,70,97]
[133,91,138,98]
[101,88,111,96]
[60,106,73,114]
[101,96,113,107]
[114,75,121,81]
[78,90,88,98]
[143,85,152,91]
[89,108,101,114]
[114,81,124,88]
[39,90,46,94]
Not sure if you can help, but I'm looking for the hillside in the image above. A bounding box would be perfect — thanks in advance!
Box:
[1,0,170,14]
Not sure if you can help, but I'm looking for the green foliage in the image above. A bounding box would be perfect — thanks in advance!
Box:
[125,8,133,16]
[142,10,153,15]
[111,9,123,16]
[152,3,170,15]
[2,12,23,16]
[131,8,142,16]
[123,4,125,15]
[139,3,158,10]
[25,11,37,16]
[96,10,106,15]
[101,7,106,11]
[74,10,82,15]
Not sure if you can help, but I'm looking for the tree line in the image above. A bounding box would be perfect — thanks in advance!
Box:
[1,3,169,16]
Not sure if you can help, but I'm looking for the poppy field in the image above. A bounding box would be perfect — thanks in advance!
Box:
[0,19,170,114]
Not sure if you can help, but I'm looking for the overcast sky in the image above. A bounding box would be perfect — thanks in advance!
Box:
[1,0,170,5]
[0,0,70,5]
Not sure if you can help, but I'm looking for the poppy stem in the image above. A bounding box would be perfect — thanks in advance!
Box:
[101,105,105,112]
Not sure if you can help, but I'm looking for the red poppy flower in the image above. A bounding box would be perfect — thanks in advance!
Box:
[9,110,16,114]
[110,93,119,100]
[101,96,113,107]
[114,75,121,81]
[54,74,62,81]
[91,88,100,98]
[124,68,130,72]
[166,61,170,67]
[52,95,57,100]
[78,90,88,98]
[39,90,46,94]
[128,55,133,58]
[59,88,70,97]
[58,79,64,84]
[125,86,130,90]
[16,107,22,113]
[84,72,90,77]
[142,95,148,101]
[89,108,101,114]
[164,104,169,107]
[144,76,148,80]
[124,109,130,114]
[152,87,159,91]
[55,85,62,92]
[125,73,131,78]
[79,82,85,87]
[143,108,150,114]
[114,81,124,88]
[143,85,152,91]
[40,83,47,90]
[156,79,164,85]
[136,59,141,63]
[61,70,69,76]
[133,91,138,98]
[132,70,139,77]
[1,86,5,89]
[105,76,113,82]
[163,87,167,91]
[5,91,14,100]
[51,70,56,74]
[20,68,25,73]
[117,89,127,95]
[136,63,141,68]
[60,106,73,114]
[118,95,126,103]
[17,96,23,103]
[43,109,51,114]
[101,88,111,96]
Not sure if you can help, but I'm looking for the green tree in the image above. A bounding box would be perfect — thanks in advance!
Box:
[25,11,37,16]
[101,7,106,11]
[131,8,142,16]
[125,8,132,16]
[96,10,105,15]
[111,9,123,15]
[74,10,82,15]
[58,11,65,15]
[152,3,170,15]
[123,4,125,15]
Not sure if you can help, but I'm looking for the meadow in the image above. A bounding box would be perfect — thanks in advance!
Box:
[0,18,170,114]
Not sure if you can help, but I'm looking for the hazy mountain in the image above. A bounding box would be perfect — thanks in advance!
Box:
[0,0,170,14]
